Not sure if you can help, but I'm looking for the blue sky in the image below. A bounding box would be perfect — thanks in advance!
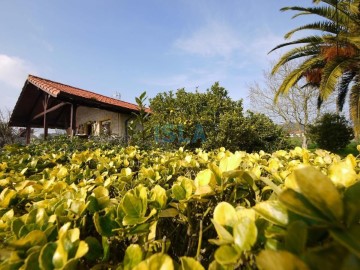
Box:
[0,0,315,111]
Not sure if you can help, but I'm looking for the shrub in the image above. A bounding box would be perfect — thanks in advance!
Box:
[308,113,353,151]
[0,109,17,147]
[135,83,289,152]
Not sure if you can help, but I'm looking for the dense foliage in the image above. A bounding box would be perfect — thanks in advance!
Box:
[140,83,289,152]
[0,137,359,269]
[308,113,353,151]
[0,110,18,147]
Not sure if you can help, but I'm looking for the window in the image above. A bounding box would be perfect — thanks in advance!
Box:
[101,120,111,136]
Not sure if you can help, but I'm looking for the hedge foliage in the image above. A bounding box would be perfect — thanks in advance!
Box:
[307,113,354,152]
[130,84,290,152]
[0,137,359,269]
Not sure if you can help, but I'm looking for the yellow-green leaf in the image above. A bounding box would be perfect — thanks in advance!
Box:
[293,166,343,222]
[254,201,288,226]
[257,250,309,270]
[213,202,237,227]
[180,257,205,270]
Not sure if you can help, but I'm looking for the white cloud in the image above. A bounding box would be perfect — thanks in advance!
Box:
[174,21,242,58]
[0,54,35,88]
[0,54,37,110]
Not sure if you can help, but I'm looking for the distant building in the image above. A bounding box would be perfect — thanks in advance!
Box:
[281,122,305,138]
[10,75,149,143]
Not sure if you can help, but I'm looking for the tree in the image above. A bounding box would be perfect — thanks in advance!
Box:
[142,82,289,152]
[249,61,336,148]
[0,109,18,147]
[307,113,353,151]
[270,0,360,138]
[127,92,152,148]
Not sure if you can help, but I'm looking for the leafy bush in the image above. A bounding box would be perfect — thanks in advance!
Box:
[141,83,289,152]
[0,109,18,147]
[308,113,353,151]
[0,138,359,269]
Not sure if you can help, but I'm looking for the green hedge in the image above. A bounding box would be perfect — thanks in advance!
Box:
[0,138,359,269]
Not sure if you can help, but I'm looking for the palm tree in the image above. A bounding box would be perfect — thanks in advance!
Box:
[270,0,360,138]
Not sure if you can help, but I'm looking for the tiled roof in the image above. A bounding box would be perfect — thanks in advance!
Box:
[27,75,147,112]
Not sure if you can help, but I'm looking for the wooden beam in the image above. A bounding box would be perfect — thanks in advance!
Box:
[73,105,78,133]
[32,101,69,121]
[43,95,50,140]
[27,91,43,122]
[26,127,31,145]
[69,104,74,138]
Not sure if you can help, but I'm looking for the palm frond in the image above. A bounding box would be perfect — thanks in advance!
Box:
[337,71,357,111]
[284,21,340,39]
[317,94,324,109]
[349,80,360,137]
[271,45,322,75]
[320,57,356,99]
[269,36,324,54]
[275,56,324,101]
[281,6,355,26]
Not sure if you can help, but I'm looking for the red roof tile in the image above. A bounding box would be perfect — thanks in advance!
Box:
[27,75,149,112]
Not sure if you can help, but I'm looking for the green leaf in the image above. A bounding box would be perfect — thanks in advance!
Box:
[93,186,109,198]
[62,258,80,270]
[158,208,179,218]
[233,216,257,251]
[57,166,68,179]
[132,253,174,270]
[84,237,103,262]
[172,184,186,201]
[208,162,222,185]
[181,178,193,199]
[195,169,216,187]
[25,208,48,227]
[11,218,24,238]
[102,237,110,262]
[219,153,241,173]
[214,245,241,265]
[293,166,343,222]
[74,241,89,259]
[330,225,360,259]
[123,244,143,270]
[208,260,233,270]
[213,202,237,227]
[93,208,119,237]
[150,185,167,209]
[304,244,351,270]
[209,220,234,246]
[52,223,73,269]
[123,209,156,226]
[344,182,360,226]
[10,230,47,249]
[257,250,309,270]
[39,242,57,270]
[328,158,357,187]
[121,186,148,218]
[22,250,41,270]
[0,188,17,208]
[254,201,288,226]
[285,221,307,255]
[279,189,329,222]
[180,257,205,270]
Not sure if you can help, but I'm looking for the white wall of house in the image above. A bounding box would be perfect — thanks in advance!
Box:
[76,106,132,137]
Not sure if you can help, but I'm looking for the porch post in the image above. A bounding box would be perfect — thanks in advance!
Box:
[26,126,31,144]
[43,94,49,140]
[70,103,74,138]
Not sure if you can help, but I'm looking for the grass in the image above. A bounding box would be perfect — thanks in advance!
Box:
[287,137,359,158]
[334,141,359,157]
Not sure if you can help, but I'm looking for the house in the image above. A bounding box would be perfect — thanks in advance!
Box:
[9,75,148,143]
